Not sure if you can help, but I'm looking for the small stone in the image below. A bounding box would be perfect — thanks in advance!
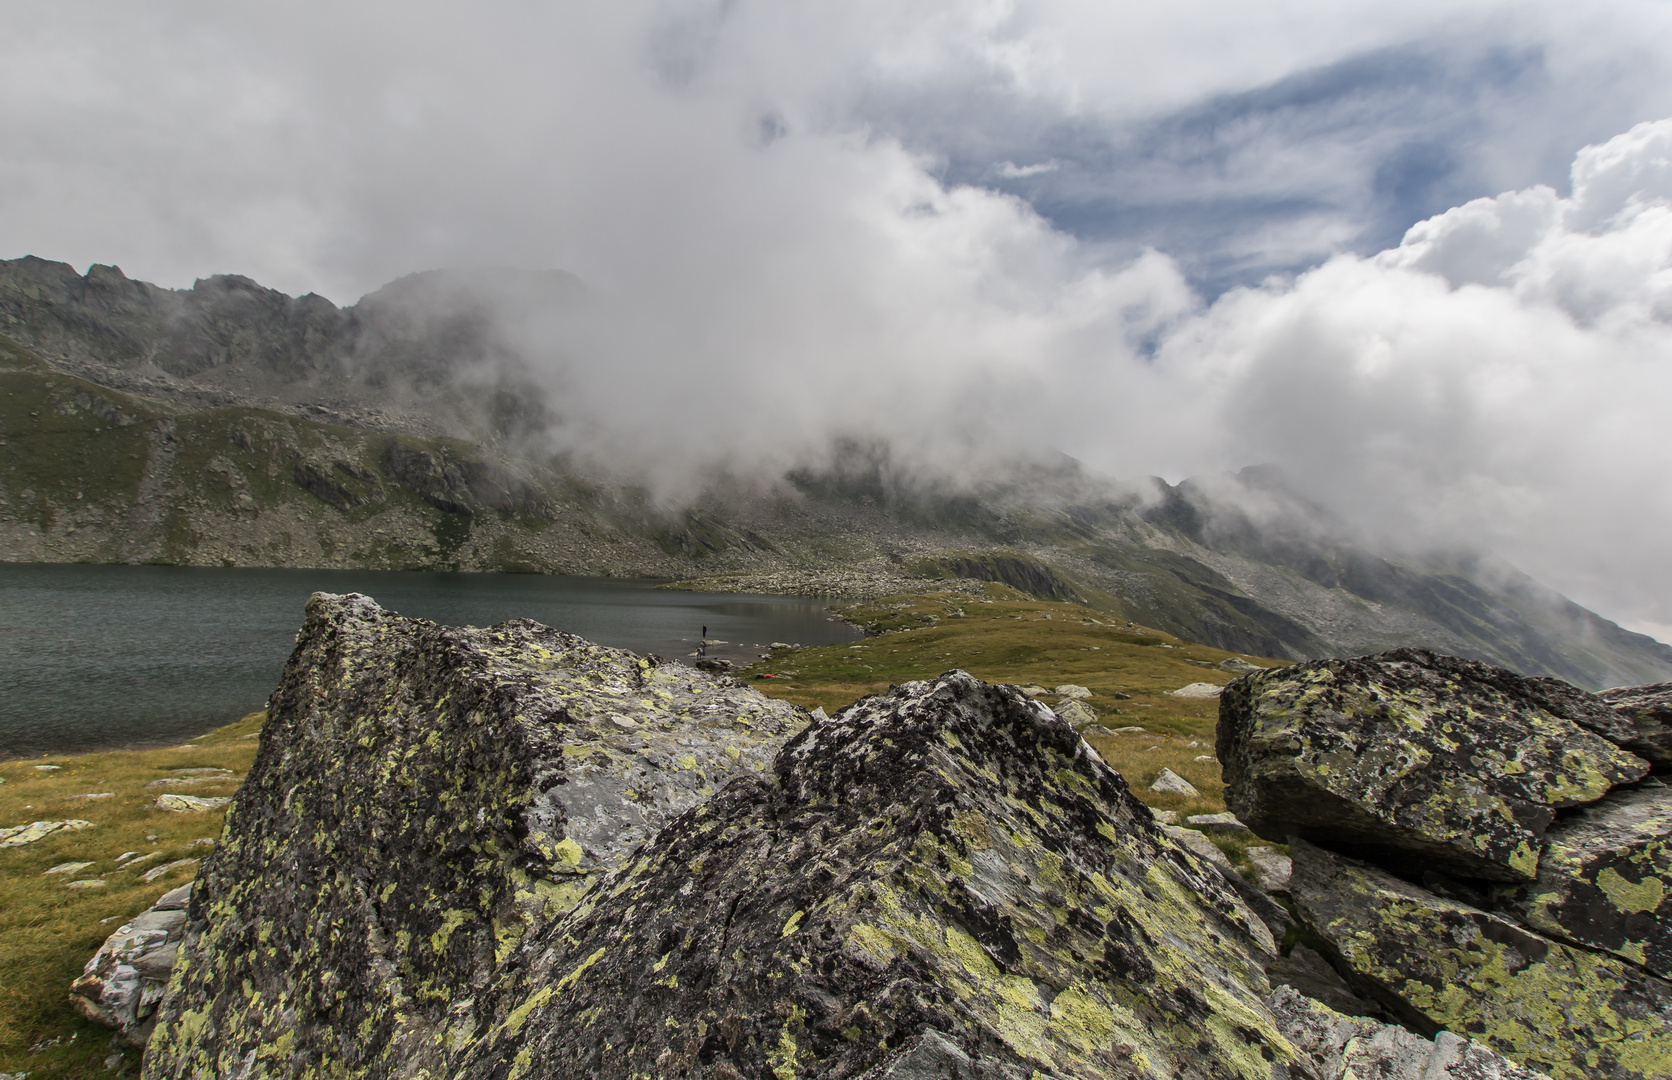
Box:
[66,792,115,801]
[1053,699,1097,726]
[1151,809,1180,825]
[1111,725,1147,733]
[1150,768,1200,797]
[1188,812,1253,837]
[1168,682,1224,698]
[1220,658,1265,673]
[1163,824,1231,868]
[1018,684,1048,696]
[1195,754,1217,762]
[1244,847,1292,893]
[141,859,197,883]
[0,819,95,847]
[67,879,108,889]
[153,795,231,813]
[45,861,95,875]
[1054,684,1092,699]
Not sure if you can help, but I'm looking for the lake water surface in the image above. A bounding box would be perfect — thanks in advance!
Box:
[0,563,861,758]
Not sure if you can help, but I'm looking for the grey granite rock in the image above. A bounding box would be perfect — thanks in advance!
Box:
[1218,649,1648,882]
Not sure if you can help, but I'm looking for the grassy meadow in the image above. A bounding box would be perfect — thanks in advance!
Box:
[0,584,1286,1074]
[0,712,261,1077]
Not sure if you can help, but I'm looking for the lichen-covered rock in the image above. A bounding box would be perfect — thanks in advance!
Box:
[1266,985,1548,1080]
[1287,838,1672,1080]
[69,883,192,1047]
[1497,783,1672,978]
[1218,650,1649,882]
[450,673,1295,1080]
[0,818,93,847]
[1603,683,1672,768]
[143,592,807,1080]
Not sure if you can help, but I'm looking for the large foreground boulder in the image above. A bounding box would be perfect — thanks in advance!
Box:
[447,673,1288,1080]
[1218,649,1648,882]
[1287,838,1672,1080]
[143,593,807,1078]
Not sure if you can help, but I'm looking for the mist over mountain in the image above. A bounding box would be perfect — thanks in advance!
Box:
[3,256,1669,690]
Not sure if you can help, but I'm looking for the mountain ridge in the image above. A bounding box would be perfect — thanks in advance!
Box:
[2,255,1668,690]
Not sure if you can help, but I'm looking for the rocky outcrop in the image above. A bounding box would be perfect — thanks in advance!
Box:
[143,592,806,1078]
[1221,654,1672,1080]
[1496,783,1672,977]
[68,883,191,1046]
[1288,839,1672,1080]
[132,594,1543,1080]
[446,673,1288,1080]
[1218,649,1648,881]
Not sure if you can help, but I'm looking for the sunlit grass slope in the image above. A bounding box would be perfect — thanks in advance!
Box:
[742,584,1284,827]
[0,712,262,1077]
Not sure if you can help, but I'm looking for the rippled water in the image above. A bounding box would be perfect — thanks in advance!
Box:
[0,563,860,758]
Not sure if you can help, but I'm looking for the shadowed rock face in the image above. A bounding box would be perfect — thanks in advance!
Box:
[1288,839,1672,1080]
[1497,783,1672,978]
[1603,684,1672,768]
[1217,649,1648,882]
[450,673,1289,1080]
[142,592,806,1080]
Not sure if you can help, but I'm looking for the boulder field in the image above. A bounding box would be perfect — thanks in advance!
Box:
[87,598,1672,1077]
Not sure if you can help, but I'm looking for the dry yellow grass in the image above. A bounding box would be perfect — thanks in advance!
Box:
[0,711,262,1076]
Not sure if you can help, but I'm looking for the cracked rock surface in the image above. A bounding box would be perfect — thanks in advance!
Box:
[142,592,807,1080]
[1218,649,1647,882]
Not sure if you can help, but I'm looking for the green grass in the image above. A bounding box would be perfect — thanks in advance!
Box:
[741,583,1283,830]
[0,712,263,1077]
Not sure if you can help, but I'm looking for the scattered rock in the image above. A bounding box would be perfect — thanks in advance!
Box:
[1164,824,1231,868]
[1052,698,1097,726]
[1169,681,1224,698]
[692,657,734,674]
[144,776,236,789]
[0,819,94,847]
[1018,684,1048,696]
[1244,847,1292,893]
[1111,724,1147,733]
[1602,683,1672,767]
[1151,808,1180,825]
[65,792,114,801]
[1287,837,1672,1080]
[69,884,193,1047]
[1218,649,1648,882]
[67,879,107,889]
[1149,768,1200,797]
[1221,658,1265,673]
[1496,783,1672,977]
[1195,754,1217,761]
[152,794,230,812]
[1054,683,1091,699]
[170,768,233,776]
[1188,812,1254,837]
[1266,985,1546,1079]
[44,861,95,875]
[139,859,196,884]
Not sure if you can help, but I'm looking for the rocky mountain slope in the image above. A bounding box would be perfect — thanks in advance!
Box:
[3,255,1669,690]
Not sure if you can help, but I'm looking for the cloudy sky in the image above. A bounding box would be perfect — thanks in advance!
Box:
[4,1,1672,639]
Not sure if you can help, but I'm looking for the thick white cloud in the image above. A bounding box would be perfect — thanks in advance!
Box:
[1143,120,1672,638]
[2,3,1672,637]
